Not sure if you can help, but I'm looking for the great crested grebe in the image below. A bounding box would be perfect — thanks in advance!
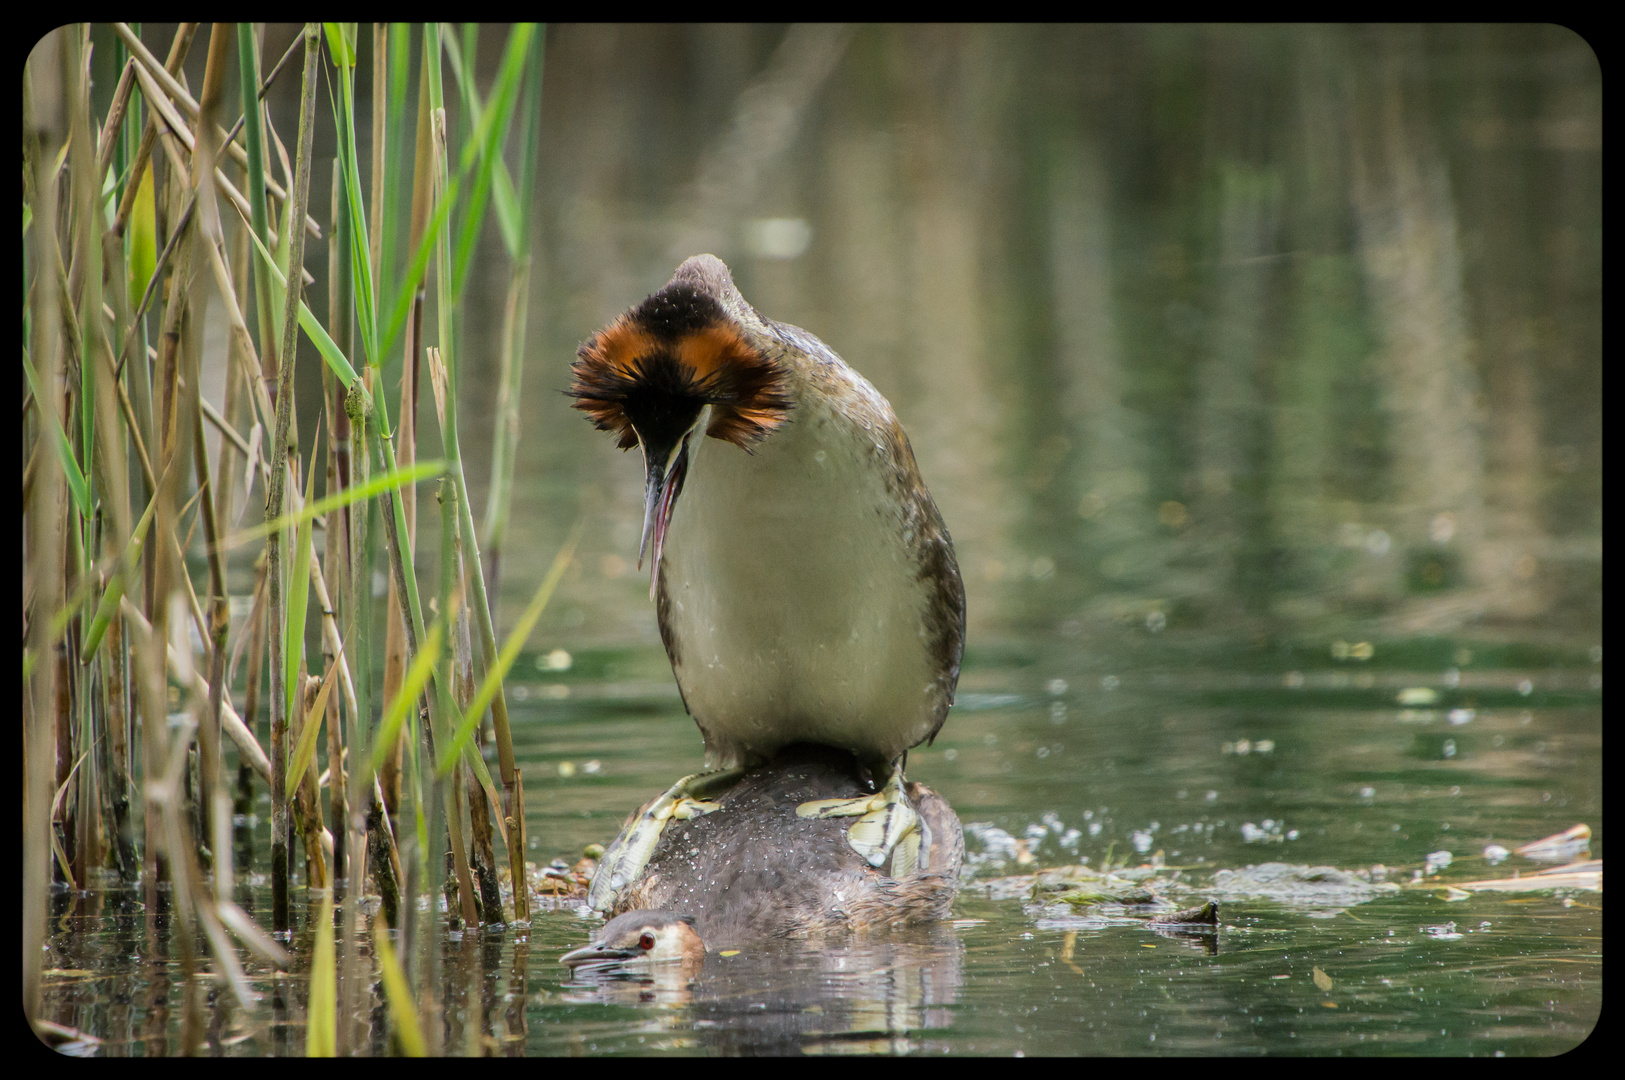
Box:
[561,744,963,968]
[568,254,965,910]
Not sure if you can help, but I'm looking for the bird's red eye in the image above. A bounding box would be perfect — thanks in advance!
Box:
[639,932,656,950]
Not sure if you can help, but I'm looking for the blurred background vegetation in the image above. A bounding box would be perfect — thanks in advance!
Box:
[426,24,1597,654]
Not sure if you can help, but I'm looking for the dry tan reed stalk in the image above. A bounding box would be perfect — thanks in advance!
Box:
[132,61,311,269]
[112,23,197,242]
[114,22,323,242]
[187,17,234,898]
[437,479,480,929]
[118,596,271,783]
[23,29,67,1027]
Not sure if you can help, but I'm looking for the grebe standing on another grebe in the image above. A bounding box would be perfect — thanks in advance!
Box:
[568,256,966,909]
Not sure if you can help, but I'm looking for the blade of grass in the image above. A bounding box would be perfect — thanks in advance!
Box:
[372,917,425,1055]
[21,350,92,519]
[241,218,361,389]
[197,903,257,1010]
[284,449,319,735]
[377,24,412,341]
[118,594,273,784]
[79,475,164,662]
[489,150,521,256]
[369,622,441,779]
[305,890,336,1056]
[128,161,157,308]
[219,458,443,551]
[375,25,527,363]
[488,22,545,264]
[325,23,379,368]
[287,651,340,802]
[237,23,279,376]
[448,24,531,297]
[377,165,456,365]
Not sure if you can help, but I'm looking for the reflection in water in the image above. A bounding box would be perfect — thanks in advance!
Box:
[560,930,964,1055]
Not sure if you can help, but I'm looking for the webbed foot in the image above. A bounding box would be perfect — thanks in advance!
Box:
[797,769,924,876]
[587,768,746,911]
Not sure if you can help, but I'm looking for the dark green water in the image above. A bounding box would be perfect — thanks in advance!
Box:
[512,636,1601,1056]
[42,634,1601,1055]
[42,23,1598,1056]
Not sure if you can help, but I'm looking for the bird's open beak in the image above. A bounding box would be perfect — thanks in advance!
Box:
[638,434,691,601]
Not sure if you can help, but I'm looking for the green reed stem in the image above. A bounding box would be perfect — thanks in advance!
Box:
[237,23,279,375]
[266,23,322,933]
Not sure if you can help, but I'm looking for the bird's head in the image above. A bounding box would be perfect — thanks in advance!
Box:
[568,255,794,597]
[559,910,707,969]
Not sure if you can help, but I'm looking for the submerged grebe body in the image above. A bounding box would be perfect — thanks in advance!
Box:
[564,745,963,964]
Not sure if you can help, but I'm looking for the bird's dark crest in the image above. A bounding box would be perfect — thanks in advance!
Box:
[569,282,793,452]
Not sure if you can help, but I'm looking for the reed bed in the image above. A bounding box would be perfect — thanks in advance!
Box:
[22,23,559,1054]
